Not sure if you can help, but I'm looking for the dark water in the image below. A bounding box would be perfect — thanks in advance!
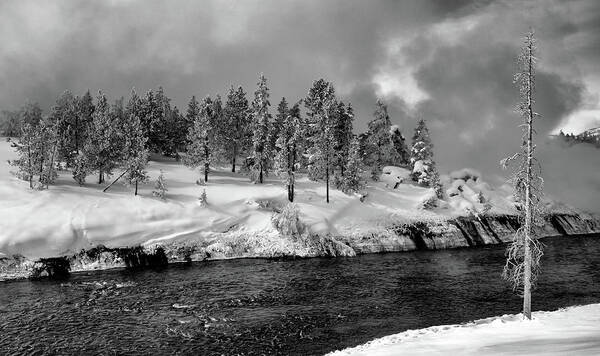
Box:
[1,234,600,355]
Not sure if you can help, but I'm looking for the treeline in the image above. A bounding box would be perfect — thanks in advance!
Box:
[557,129,600,148]
[5,75,442,202]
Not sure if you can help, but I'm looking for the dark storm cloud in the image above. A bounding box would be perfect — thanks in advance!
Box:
[0,0,479,116]
[0,0,598,209]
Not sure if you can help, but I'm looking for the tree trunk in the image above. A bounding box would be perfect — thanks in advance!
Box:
[523,40,534,320]
[46,138,58,189]
[232,145,237,172]
[26,136,33,189]
[326,155,330,204]
[135,179,138,196]
[75,116,79,156]
[98,170,104,184]
[103,169,129,192]
[204,163,209,183]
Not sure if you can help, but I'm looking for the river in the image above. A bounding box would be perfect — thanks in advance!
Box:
[1,234,599,355]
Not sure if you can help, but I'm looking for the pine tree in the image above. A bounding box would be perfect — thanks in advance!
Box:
[410,119,441,196]
[9,111,60,189]
[123,113,149,195]
[52,90,78,167]
[340,137,365,194]
[501,30,544,320]
[81,91,122,184]
[184,96,214,183]
[304,79,336,203]
[0,110,22,137]
[185,96,200,146]
[366,100,397,181]
[153,170,168,200]
[9,123,38,188]
[37,116,60,188]
[274,101,302,202]
[391,125,410,166]
[222,86,251,172]
[75,90,95,154]
[250,74,272,183]
[271,97,288,156]
[332,102,354,186]
[21,102,43,127]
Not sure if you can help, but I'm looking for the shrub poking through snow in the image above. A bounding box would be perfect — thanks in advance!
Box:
[418,188,439,210]
[152,170,168,200]
[478,191,492,214]
[198,188,208,207]
[271,203,305,239]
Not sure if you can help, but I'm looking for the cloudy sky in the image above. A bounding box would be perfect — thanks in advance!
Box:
[1,0,599,208]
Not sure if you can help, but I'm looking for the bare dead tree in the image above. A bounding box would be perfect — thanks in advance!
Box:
[500,30,544,320]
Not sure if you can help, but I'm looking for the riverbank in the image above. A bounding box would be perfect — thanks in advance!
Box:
[1,139,599,281]
[1,212,599,281]
[327,303,600,355]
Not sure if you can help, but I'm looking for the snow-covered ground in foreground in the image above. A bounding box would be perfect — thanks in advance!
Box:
[327,303,600,356]
[0,139,519,258]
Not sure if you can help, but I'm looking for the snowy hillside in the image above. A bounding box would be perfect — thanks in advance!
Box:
[327,303,600,356]
[0,139,554,259]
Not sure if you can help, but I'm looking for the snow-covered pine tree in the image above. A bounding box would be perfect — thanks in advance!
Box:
[153,170,168,200]
[222,86,251,172]
[123,112,149,195]
[184,96,214,183]
[250,74,272,184]
[0,110,22,137]
[75,90,95,155]
[340,137,365,194]
[390,125,410,166]
[37,115,60,189]
[81,91,122,184]
[10,109,60,189]
[9,123,38,189]
[501,30,544,320]
[274,100,303,202]
[185,96,200,147]
[9,103,43,188]
[366,100,396,181]
[304,79,336,203]
[21,101,43,127]
[410,119,442,197]
[270,97,288,157]
[149,87,169,154]
[332,101,354,186]
[51,90,78,167]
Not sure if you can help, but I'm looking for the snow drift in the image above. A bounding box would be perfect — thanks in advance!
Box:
[327,303,600,356]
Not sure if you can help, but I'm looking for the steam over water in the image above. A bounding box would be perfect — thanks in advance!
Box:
[1,234,600,355]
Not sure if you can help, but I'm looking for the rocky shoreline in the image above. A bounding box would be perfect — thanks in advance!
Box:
[1,212,599,282]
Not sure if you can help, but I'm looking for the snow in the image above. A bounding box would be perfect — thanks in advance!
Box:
[0,139,519,258]
[442,168,515,215]
[380,166,411,187]
[327,303,600,356]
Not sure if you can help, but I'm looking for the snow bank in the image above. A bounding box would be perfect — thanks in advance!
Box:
[0,140,449,259]
[328,303,600,356]
[441,168,515,215]
[380,166,411,187]
[0,140,560,260]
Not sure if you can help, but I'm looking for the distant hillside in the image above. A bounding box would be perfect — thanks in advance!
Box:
[553,127,600,148]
